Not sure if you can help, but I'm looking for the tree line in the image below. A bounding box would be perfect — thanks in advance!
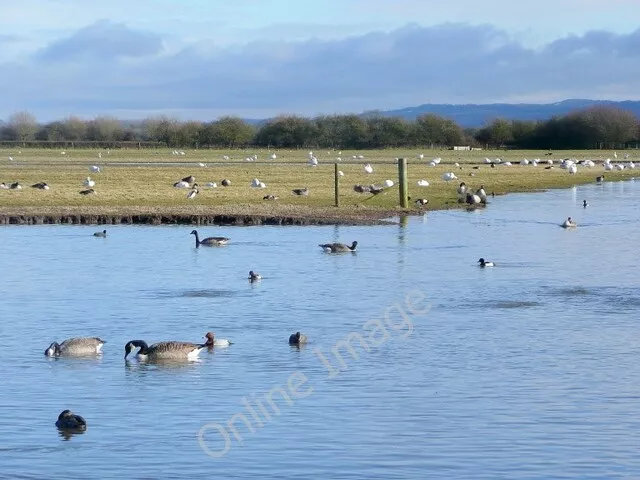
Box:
[1,105,638,150]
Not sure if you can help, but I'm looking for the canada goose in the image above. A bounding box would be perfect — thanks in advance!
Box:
[45,337,105,357]
[31,182,50,190]
[353,184,371,193]
[289,332,308,345]
[478,258,495,267]
[190,230,229,247]
[292,187,309,196]
[221,179,231,187]
[248,270,262,282]
[561,217,577,228]
[187,188,199,200]
[83,177,95,187]
[319,241,358,253]
[124,340,205,361]
[596,175,605,183]
[583,200,588,208]
[173,180,190,188]
[415,198,429,206]
[93,230,107,237]
[263,194,279,200]
[79,188,96,195]
[56,410,87,431]
[203,332,233,348]
[0,182,8,189]
[477,185,487,203]
[9,181,22,190]
[181,175,195,184]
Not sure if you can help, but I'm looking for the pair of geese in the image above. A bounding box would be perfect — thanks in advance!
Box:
[192,229,358,254]
[45,332,232,362]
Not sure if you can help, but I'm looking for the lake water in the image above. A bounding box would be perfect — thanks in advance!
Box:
[1,180,640,479]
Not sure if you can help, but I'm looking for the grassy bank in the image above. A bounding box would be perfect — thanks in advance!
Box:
[0,148,637,224]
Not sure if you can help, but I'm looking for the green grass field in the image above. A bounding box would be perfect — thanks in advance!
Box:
[0,147,637,222]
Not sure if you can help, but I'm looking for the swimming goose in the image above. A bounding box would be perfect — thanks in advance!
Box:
[319,241,358,253]
[93,229,107,237]
[45,337,106,357]
[561,217,577,228]
[289,332,308,345]
[478,258,495,267]
[124,340,205,361]
[56,410,87,431]
[248,270,262,282]
[190,229,229,247]
[292,187,309,196]
[203,332,233,347]
[31,182,50,190]
[79,188,96,195]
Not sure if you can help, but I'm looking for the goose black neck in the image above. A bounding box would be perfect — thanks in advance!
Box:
[130,340,149,354]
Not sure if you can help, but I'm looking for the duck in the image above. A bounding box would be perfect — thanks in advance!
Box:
[124,340,205,361]
[186,188,199,200]
[319,241,358,253]
[31,182,50,190]
[478,258,495,267]
[45,337,106,357]
[56,410,87,431]
[190,229,229,247]
[83,177,95,188]
[93,229,107,237]
[562,217,577,228]
[292,187,309,196]
[203,332,233,348]
[289,332,308,345]
[583,200,588,208]
[79,188,96,195]
[248,270,262,282]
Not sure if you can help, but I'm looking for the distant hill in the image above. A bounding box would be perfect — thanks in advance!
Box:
[367,99,640,128]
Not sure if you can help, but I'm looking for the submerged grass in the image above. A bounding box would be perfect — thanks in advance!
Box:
[0,147,637,223]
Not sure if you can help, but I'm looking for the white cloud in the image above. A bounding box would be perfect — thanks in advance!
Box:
[1,22,640,121]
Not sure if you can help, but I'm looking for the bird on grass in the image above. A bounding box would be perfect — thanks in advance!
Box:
[79,188,96,195]
[31,182,50,190]
[292,187,309,196]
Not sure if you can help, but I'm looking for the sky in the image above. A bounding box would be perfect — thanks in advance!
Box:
[1,0,639,122]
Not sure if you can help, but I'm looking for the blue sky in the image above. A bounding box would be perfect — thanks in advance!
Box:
[1,0,639,121]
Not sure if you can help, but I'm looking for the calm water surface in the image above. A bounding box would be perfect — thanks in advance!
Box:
[1,180,640,479]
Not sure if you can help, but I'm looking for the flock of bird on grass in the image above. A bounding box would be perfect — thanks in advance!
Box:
[1,150,633,209]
